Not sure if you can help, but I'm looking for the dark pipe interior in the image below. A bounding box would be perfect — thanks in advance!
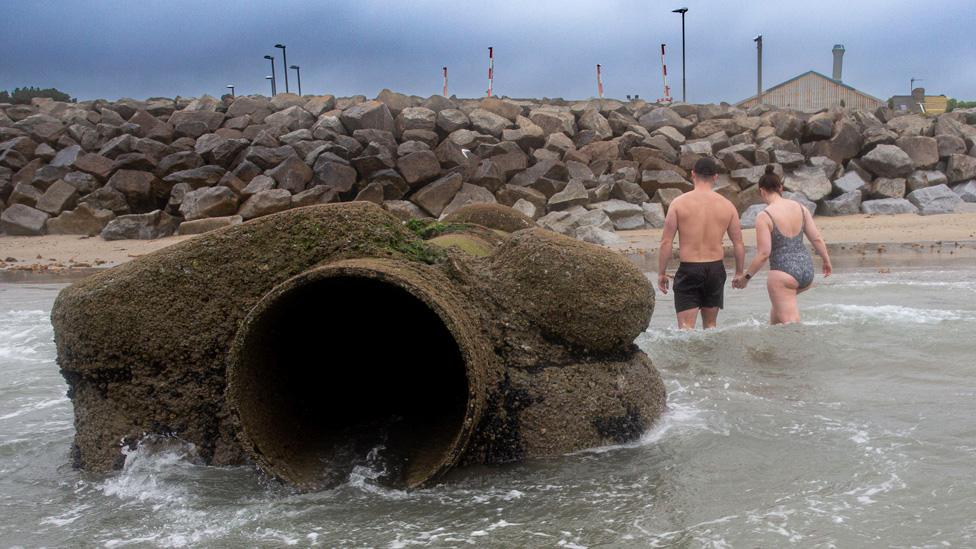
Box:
[234,275,469,489]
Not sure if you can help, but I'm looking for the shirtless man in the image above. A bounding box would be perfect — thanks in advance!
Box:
[657,157,745,329]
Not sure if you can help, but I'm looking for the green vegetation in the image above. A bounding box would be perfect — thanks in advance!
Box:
[947,98,976,112]
[404,218,470,240]
[0,86,75,105]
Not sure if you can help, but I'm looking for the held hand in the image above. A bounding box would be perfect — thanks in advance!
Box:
[658,273,670,294]
[732,275,748,289]
[823,262,833,277]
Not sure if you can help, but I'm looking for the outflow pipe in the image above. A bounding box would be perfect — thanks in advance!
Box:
[52,202,666,490]
[228,259,490,489]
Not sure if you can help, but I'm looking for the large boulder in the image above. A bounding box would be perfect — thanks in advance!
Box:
[101,209,179,240]
[439,183,497,218]
[0,203,49,235]
[865,177,906,200]
[177,215,244,235]
[953,181,976,202]
[641,201,666,228]
[267,156,313,194]
[821,190,862,216]
[906,184,964,216]
[588,199,646,230]
[946,154,976,184]
[107,169,158,212]
[339,101,395,133]
[783,166,831,201]
[237,189,292,220]
[547,180,590,211]
[179,186,240,221]
[468,109,510,138]
[860,198,918,215]
[895,136,939,169]
[638,107,692,133]
[833,170,869,195]
[410,172,462,217]
[859,144,914,178]
[35,179,79,215]
[396,150,441,188]
[46,203,116,236]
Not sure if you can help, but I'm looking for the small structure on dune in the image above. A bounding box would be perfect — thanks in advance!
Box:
[51,202,666,490]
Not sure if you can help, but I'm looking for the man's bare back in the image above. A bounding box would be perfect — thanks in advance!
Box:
[668,190,739,263]
[657,158,745,329]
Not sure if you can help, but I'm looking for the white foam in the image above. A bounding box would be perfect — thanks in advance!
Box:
[569,399,707,455]
[0,397,68,421]
[808,303,976,324]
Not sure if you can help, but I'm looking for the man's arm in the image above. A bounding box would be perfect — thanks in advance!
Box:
[657,204,679,294]
[726,204,745,276]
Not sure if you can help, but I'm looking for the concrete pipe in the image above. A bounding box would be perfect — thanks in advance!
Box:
[228,259,491,490]
[52,202,666,490]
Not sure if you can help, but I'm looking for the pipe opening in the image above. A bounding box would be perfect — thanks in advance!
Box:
[231,273,470,490]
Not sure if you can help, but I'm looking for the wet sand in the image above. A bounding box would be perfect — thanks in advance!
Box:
[1,212,975,277]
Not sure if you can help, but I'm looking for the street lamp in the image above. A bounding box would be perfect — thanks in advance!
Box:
[754,35,762,105]
[264,55,277,95]
[275,44,289,94]
[226,85,235,98]
[289,65,302,96]
[672,7,688,102]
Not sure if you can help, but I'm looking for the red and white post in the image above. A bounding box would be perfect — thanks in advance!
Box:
[487,47,494,97]
[659,43,673,104]
[442,66,448,97]
[596,64,604,98]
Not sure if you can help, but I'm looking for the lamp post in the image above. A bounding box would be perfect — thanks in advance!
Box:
[672,7,688,102]
[226,85,235,98]
[264,55,277,96]
[754,35,763,105]
[265,76,274,96]
[290,65,302,96]
[275,44,288,94]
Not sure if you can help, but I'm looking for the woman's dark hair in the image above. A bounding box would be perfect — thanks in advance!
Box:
[757,165,783,193]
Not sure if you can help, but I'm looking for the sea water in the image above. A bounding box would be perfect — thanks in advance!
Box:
[1,269,975,547]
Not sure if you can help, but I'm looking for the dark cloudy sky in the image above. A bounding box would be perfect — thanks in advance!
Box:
[1,0,973,103]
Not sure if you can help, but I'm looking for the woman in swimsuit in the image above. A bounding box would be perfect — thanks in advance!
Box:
[733,166,833,324]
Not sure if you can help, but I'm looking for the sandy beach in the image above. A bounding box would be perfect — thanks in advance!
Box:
[2,211,976,276]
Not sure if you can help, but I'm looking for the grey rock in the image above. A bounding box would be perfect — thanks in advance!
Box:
[108,169,158,212]
[906,170,948,193]
[832,171,869,195]
[291,185,338,208]
[0,204,49,235]
[339,100,395,133]
[313,158,358,194]
[784,166,831,201]
[267,155,313,194]
[396,150,441,188]
[548,180,590,211]
[101,209,179,240]
[46,203,115,235]
[440,183,497,218]
[952,181,976,203]
[395,107,437,135]
[162,165,226,190]
[237,189,292,220]
[411,172,463,217]
[383,199,427,221]
[740,204,766,229]
[436,109,470,133]
[641,201,666,228]
[865,177,906,200]
[241,174,277,196]
[179,186,240,221]
[575,225,623,246]
[860,198,918,215]
[610,181,650,204]
[78,186,130,215]
[50,145,82,168]
[906,184,964,215]
[821,190,863,217]
[468,109,511,138]
[860,144,914,178]
[512,198,540,220]
[177,215,243,235]
[946,154,976,184]
[35,179,79,215]
[896,136,939,169]
[264,105,315,132]
[638,107,692,133]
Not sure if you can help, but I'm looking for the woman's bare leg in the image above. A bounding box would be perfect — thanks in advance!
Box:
[767,270,801,324]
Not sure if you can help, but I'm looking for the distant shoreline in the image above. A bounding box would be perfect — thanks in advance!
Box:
[2,212,975,282]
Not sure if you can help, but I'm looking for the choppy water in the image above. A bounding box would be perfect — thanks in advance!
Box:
[2,269,975,547]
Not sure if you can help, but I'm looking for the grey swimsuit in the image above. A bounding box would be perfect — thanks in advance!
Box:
[764,207,815,290]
